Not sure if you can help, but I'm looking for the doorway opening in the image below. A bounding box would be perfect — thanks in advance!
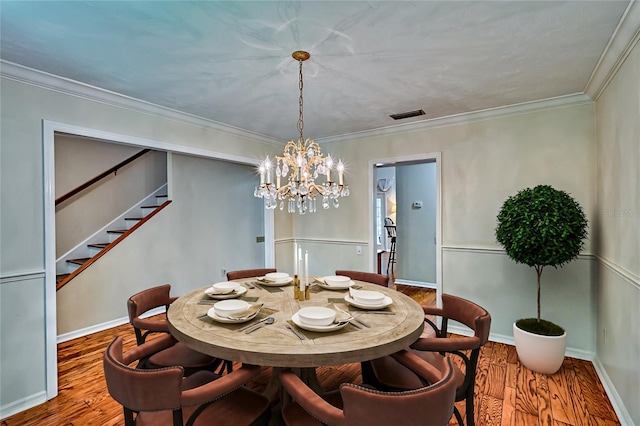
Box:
[369,153,441,294]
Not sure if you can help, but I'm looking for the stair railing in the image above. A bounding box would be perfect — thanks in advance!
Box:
[55,148,151,205]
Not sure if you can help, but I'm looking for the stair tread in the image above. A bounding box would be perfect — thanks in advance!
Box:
[124,217,143,220]
[141,205,161,209]
[88,243,109,248]
[107,229,127,233]
[67,258,91,265]
[56,274,70,283]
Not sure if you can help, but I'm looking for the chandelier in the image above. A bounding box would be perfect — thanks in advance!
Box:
[254,51,349,214]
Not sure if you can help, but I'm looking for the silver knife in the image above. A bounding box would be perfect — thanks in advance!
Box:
[354,317,370,327]
[285,324,306,340]
[244,317,274,334]
[238,316,270,332]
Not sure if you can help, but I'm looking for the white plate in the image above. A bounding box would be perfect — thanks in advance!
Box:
[292,313,349,332]
[257,276,294,286]
[207,307,259,323]
[344,295,393,310]
[204,286,247,299]
[318,279,354,290]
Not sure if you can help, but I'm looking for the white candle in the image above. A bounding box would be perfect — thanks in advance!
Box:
[265,157,271,184]
[294,242,298,276]
[304,250,309,290]
[298,247,302,284]
[337,160,344,185]
[259,164,265,185]
[326,156,333,182]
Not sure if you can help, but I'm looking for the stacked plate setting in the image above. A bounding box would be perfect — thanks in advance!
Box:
[292,306,349,332]
[345,288,392,310]
[259,272,293,286]
[319,275,354,290]
[205,281,247,299]
[207,299,259,323]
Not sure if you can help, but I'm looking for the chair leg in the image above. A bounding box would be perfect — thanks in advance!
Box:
[466,391,475,426]
[124,408,135,426]
[453,406,465,426]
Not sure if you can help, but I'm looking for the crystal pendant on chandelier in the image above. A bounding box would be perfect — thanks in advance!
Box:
[254,51,349,214]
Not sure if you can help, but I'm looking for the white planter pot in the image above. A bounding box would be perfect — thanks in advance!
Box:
[513,322,567,375]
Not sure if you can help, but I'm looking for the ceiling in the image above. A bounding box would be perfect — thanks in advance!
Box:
[0,1,631,141]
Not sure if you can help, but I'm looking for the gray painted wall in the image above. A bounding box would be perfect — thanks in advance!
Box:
[396,162,437,283]
[594,40,639,425]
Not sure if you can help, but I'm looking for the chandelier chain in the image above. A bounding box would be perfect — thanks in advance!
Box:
[297,59,304,142]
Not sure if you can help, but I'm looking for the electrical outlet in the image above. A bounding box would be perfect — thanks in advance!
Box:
[221,268,226,277]
[356,246,362,255]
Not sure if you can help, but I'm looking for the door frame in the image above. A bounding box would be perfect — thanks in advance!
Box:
[368,152,441,294]
[42,120,274,398]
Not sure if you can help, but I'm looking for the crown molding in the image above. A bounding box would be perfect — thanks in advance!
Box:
[584,0,640,101]
[0,60,281,146]
[317,93,592,144]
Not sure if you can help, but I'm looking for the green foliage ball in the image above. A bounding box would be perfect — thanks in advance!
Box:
[495,185,588,268]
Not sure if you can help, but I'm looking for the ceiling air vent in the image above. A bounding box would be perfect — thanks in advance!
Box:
[389,109,425,120]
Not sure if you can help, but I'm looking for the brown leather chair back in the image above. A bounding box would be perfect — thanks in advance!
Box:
[441,293,491,346]
[103,336,184,414]
[281,350,456,426]
[127,284,174,344]
[334,270,389,287]
[226,268,277,280]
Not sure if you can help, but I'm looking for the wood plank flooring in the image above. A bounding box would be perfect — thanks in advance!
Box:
[1,285,619,425]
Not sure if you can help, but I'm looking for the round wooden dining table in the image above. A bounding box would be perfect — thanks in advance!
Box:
[167,278,425,369]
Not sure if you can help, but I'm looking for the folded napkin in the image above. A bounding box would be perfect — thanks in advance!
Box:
[210,288,238,295]
[228,303,263,319]
[330,304,353,322]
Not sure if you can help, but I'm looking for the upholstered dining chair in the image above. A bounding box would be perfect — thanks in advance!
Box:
[279,350,457,426]
[334,270,389,287]
[127,284,232,375]
[103,335,270,426]
[226,268,277,281]
[362,293,491,426]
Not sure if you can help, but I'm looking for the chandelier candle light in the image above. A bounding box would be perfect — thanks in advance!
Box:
[254,51,349,214]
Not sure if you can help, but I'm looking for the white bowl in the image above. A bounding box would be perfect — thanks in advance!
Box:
[297,307,336,326]
[211,281,240,294]
[265,272,290,282]
[323,275,351,287]
[352,290,385,306]
[213,299,250,318]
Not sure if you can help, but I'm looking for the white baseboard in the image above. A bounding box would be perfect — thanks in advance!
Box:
[56,306,165,343]
[0,391,46,420]
[592,357,634,426]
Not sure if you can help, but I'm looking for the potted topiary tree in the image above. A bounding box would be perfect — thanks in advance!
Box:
[495,185,588,374]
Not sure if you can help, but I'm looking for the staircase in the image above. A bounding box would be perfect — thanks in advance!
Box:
[56,189,169,288]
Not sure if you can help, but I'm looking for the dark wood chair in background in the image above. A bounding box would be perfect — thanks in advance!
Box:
[279,350,457,426]
[226,268,277,281]
[362,293,491,426]
[334,270,389,287]
[127,284,232,375]
[103,335,270,426]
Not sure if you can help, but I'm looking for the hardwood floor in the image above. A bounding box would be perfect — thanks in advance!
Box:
[1,286,619,425]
